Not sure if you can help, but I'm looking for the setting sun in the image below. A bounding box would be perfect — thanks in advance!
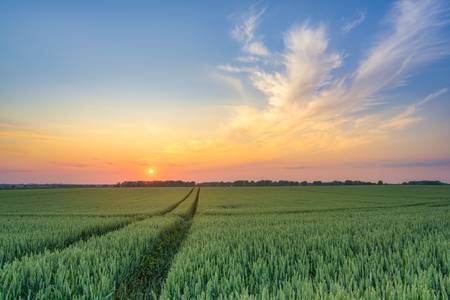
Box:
[0,1,449,298]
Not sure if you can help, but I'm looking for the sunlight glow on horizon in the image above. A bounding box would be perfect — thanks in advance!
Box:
[0,0,449,184]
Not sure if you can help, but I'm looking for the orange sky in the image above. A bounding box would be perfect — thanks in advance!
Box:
[1,0,450,183]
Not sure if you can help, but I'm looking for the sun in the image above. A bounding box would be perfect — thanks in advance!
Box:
[148,168,155,175]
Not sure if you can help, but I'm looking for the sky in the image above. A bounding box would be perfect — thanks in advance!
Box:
[1,0,450,184]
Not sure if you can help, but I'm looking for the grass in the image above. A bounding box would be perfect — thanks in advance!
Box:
[0,187,192,215]
[0,188,198,299]
[0,186,448,299]
[0,187,195,269]
[197,185,450,215]
[0,215,131,267]
[117,188,200,299]
[161,186,450,299]
[0,216,180,299]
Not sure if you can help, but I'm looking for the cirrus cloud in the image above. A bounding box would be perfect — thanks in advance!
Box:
[218,0,449,153]
[342,11,366,33]
[160,0,450,175]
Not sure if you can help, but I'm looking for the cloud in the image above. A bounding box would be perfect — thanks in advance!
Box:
[380,159,450,168]
[343,159,450,169]
[48,161,91,168]
[161,0,449,173]
[210,70,248,100]
[351,0,450,105]
[231,5,270,57]
[0,121,62,141]
[249,24,343,107]
[285,158,450,170]
[216,0,450,154]
[0,168,33,173]
[342,11,366,33]
[380,88,448,130]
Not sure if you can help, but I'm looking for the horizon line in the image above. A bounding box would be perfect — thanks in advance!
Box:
[1,179,448,186]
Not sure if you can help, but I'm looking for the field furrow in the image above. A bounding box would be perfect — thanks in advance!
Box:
[0,216,132,268]
[1,186,448,299]
[160,188,450,300]
[116,188,201,299]
[0,216,182,299]
[0,188,193,270]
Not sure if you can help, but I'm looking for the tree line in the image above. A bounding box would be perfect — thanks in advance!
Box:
[1,180,446,189]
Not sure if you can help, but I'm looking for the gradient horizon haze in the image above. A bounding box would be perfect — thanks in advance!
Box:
[1,0,450,184]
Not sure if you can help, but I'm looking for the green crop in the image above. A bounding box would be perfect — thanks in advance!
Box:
[161,187,450,299]
[0,215,131,267]
[0,187,191,215]
[0,186,448,299]
[0,187,200,299]
[198,185,450,215]
[0,216,183,299]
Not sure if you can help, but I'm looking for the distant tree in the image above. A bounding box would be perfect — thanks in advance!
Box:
[402,180,445,185]
[377,180,384,185]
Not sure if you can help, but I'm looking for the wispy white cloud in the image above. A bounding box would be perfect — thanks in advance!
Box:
[230,5,270,57]
[209,70,250,101]
[162,0,449,169]
[217,0,450,152]
[342,11,366,33]
[351,0,450,105]
[286,158,450,169]
[380,88,448,130]
[0,121,62,141]
[250,24,343,107]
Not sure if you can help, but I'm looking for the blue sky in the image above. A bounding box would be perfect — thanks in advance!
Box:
[1,0,449,183]
[2,0,447,106]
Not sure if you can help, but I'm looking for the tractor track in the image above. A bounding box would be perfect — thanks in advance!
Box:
[0,188,195,267]
[116,187,200,299]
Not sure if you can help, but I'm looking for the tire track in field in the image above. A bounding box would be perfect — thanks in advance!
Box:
[115,187,200,299]
[0,188,195,268]
[158,187,195,215]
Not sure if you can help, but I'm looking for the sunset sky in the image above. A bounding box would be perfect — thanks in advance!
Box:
[1,0,450,183]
